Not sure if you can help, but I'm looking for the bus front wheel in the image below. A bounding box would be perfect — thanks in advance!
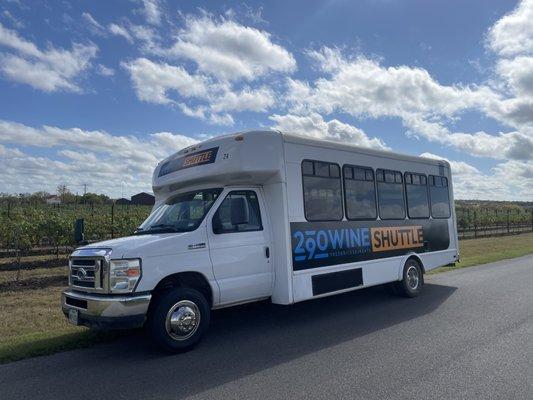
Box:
[147,287,210,352]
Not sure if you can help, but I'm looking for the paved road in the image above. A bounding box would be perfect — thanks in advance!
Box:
[2,256,532,400]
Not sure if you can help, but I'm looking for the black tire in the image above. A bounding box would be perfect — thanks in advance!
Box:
[393,258,424,298]
[147,287,210,352]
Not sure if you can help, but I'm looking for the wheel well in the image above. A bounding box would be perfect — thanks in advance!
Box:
[151,272,214,307]
[405,254,425,273]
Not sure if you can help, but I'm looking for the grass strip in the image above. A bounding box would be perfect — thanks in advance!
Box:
[431,232,533,274]
[0,330,124,364]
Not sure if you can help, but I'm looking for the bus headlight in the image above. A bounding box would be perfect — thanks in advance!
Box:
[109,259,141,293]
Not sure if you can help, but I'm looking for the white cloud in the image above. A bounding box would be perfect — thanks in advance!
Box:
[289,47,496,120]
[487,0,533,57]
[0,120,197,196]
[496,56,533,99]
[2,10,24,29]
[420,152,481,175]
[177,104,234,126]
[285,41,533,169]
[108,20,159,50]
[420,152,533,200]
[210,86,274,113]
[404,117,533,161]
[108,23,133,43]
[0,22,40,56]
[164,14,296,81]
[115,13,295,124]
[123,57,278,121]
[486,1,533,128]
[0,22,97,92]
[1,55,77,92]
[82,12,105,36]
[0,119,195,159]
[142,0,161,26]
[493,159,533,198]
[270,113,388,150]
[208,113,234,126]
[122,57,210,104]
[179,103,207,119]
[96,64,114,77]
[129,24,160,52]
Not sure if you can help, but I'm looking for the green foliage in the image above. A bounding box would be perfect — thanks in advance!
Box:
[455,202,532,229]
[0,191,112,206]
[0,203,152,250]
[0,197,531,252]
[79,192,111,205]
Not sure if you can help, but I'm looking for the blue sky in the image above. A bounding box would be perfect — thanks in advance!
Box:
[0,0,532,199]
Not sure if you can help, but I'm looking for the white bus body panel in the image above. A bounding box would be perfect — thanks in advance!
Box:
[147,130,458,307]
[151,131,293,307]
[207,186,273,305]
[282,135,458,303]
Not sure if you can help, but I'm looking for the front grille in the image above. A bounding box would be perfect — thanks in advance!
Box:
[70,257,105,291]
[71,279,94,288]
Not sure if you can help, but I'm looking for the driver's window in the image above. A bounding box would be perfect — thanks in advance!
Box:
[212,191,263,234]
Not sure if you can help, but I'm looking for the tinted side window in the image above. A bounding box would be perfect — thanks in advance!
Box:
[302,160,343,221]
[343,165,377,220]
[376,169,405,219]
[212,191,263,234]
[429,175,451,218]
[405,172,429,219]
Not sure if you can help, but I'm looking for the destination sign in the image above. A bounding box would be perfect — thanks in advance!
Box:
[159,147,219,177]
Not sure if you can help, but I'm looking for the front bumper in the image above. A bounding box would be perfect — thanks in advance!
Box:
[62,289,151,330]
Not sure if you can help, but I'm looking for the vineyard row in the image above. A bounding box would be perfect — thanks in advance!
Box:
[0,203,532,252]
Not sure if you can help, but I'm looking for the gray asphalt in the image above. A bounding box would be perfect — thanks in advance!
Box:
[2,255,532,400]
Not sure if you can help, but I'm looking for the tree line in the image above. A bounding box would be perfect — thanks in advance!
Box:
[0,185,114,205]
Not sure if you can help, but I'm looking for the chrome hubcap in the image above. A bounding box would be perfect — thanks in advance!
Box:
[165,300,200,341]
[406,265,419,290]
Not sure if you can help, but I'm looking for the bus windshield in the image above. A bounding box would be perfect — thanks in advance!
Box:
[135,188,222,234]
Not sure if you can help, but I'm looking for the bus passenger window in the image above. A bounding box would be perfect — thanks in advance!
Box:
[302,160,343,221]
[377,169,405,220]
[429,175,451,218]
[343,165,377,220]
[405,172,430,219]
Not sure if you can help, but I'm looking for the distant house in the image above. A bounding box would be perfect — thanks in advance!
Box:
[131,192,155,205]
[45,195,61,205]
[115,198,131,205]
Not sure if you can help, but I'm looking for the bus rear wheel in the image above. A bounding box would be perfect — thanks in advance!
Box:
[392,258,424,298]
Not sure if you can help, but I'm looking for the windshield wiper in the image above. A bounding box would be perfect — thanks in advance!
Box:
[149,223,176,230]
[134,224,177,235]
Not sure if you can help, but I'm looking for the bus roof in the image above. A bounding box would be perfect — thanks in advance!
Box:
[153,130,449,201]
[279,131,449,168]
[170,129,449,168]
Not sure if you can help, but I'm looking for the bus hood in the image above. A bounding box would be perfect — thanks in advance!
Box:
[79,230,205,259]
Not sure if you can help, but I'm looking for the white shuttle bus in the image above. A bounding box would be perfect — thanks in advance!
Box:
[62,130,459,351]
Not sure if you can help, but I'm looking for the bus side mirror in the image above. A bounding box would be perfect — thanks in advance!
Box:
[230,197,249,226]
[74,218,85,244]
